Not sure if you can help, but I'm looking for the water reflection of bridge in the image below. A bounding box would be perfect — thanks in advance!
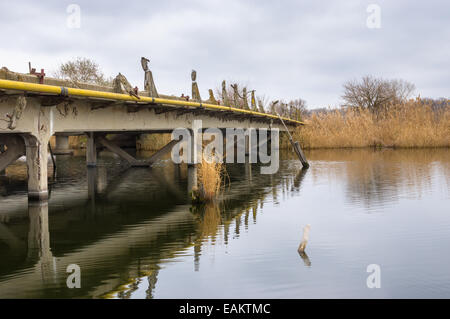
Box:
[0,158,307,298]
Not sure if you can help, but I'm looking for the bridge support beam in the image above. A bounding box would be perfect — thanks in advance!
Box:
[147,137,181,166]
[0,135,25,174]
[86,133,180,168]
[23,135,49,201]
[53,135,73,155]
[97,135,147,167]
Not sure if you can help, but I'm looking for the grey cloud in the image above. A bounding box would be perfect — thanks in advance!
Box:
[0,0,448,108]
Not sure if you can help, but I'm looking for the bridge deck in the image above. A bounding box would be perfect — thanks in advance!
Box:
[0,70,304,127]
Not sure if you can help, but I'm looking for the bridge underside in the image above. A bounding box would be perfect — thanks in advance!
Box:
[0,92,297,201]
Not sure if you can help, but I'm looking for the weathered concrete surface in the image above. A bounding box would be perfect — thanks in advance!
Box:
[86,132,97,167]
[23,134,49,201]
[0,98,288,135]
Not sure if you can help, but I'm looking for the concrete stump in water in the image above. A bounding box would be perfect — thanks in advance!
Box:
[298,224,311,253]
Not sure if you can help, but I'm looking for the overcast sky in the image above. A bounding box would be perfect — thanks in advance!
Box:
[0,0,448,109]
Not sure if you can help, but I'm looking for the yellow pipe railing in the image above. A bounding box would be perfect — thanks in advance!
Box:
[0,79,304,125]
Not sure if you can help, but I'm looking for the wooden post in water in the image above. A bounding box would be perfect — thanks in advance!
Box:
[276,113,309,169]
[293,141,309,169]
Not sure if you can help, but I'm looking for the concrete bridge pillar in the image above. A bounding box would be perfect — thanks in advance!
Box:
[245,134,250,157]
[0,144,6,176]
[246,128,258,163]
[86,132,97,167]
[23,135,49,201]
[87,167,98,200]
[53,135,73,155]
[187,125,200,194]
[187,165,198,194]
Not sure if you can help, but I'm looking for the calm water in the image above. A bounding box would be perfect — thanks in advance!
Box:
[0,148,449,298]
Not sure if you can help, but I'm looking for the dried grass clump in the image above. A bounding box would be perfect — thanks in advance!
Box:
[193,156,226,203]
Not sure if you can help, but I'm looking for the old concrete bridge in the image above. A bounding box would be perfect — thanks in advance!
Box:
[0,69,304,201]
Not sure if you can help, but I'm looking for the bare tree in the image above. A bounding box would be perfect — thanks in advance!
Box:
[389,79,416,103]
[271,98,306,120]
[288,98,307,120]
[342,76,415,112]
[53,57,112,86]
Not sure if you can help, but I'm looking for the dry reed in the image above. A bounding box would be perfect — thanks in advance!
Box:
[295,98,449,149]
[194,156,226,202]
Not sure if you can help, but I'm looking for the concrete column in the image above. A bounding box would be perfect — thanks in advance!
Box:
[189,120,202,166]
[23,135,49,201]
[87,167,98,200]
[53,135,73,155]
[187,165,197,194]
[86,132,97,167]
[245,134,250,157]
[0,144,6,176]
[187,125,199,194]
[245,160,252,183]
[247,128,257,163]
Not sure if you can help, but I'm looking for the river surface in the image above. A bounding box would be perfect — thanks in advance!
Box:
[0,148,449,298]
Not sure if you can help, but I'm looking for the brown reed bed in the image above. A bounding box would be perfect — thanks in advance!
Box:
[294,98,449,149]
